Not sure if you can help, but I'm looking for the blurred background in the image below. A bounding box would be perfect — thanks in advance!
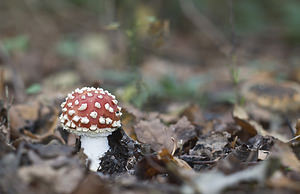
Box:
[1,0,300,110]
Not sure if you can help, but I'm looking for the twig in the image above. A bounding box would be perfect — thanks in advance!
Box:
[287,135,300,143]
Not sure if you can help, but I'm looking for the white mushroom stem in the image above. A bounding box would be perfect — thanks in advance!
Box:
[80,133,111,171]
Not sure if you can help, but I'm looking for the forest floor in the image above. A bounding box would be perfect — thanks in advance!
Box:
[1,2,300,194]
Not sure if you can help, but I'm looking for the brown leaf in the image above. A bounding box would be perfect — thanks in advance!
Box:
[191,131,230,159]
[232,105,257,137]
[135,154,167,180]
[158,149,192,170]
[270,140,300,173]
[134,116,197,153]
[233,106,289,142]
[18,164,84,194]
[120,105,145,140]
[136,148,191,180]
[134,118,173,152]
[72,173,111,194]
[9,102,57,141]
[181,104,204,125]
[267,171,300,191]
[169,116,196,146]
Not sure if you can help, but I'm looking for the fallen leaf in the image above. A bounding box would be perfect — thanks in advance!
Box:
[181,159,271,194]
[18,164,83,194]
[9,102,57,140]
[158,148,192,170]
[169,116,196,146]
[190,131,230,160]
[267,171,300,191]
[232,105,257,137]
[233,105,289,142]
[72,173,111,194]
[181,104,204,125]
[270,140,300,173]
[134,116,197,153]
[121,105,145,140]
[134,118,173,152]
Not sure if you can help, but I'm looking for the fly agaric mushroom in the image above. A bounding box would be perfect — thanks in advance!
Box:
[59,87,122,171]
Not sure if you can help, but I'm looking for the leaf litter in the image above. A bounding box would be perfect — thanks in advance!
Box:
[1,95,300,194]
[1,5,300,193]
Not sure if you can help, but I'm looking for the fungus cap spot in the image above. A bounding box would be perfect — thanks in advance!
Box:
[90,125,97,131]
[78,103,88,111]
[90,111,97,119]
[106,118,112,124]
[68,110,75,116]
[99,117,105,124]
[73,115,80,122]
[95,102,101,108]
[60,102,66,108]
[81,117,89,124]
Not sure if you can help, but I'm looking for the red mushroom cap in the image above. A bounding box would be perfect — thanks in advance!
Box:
[59,87,122,136]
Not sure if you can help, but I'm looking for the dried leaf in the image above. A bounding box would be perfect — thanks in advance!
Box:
[181,104,204,125]
[190,131,230,159]
[134,118,173,152]
[72,173,111,194]
[267,171,300,191]
[233,106,289,142]
[182,160,270,194]
[9,102,57,140]
[233,105,257,137]
[270,140,300,173]
[121,105,145,140]
[169,116,196,146]
[158,149,192,170]
[18,164,83,194]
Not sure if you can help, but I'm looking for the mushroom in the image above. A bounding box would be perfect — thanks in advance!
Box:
[59,87,122,171]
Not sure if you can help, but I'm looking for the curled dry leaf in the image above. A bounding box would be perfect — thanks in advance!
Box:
[233,105,257,137]
[233,105,289,142]
[267,171,300,191]
[191,131,230,160]
[270,140,300,173]
[181,104,204,125]
[169,116,196,147]
[158,148,192,170]
[18,164,83,194]
[9,102,58,141]
[72,173,111,194]
[135,118,173,152]
[181,159,270,194]
[135,148,191,180]
[120,104,145,140]
[134,116,196,153]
